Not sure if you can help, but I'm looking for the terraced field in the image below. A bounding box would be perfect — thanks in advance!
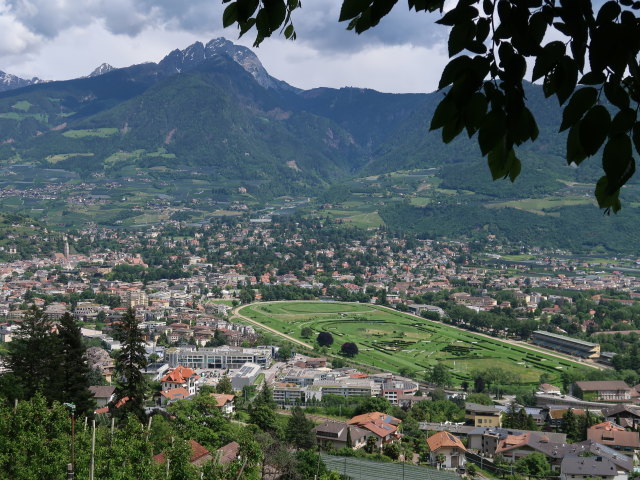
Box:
[237,301,590,386]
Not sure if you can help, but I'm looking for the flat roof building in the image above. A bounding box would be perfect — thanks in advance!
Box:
[167,345,272,369]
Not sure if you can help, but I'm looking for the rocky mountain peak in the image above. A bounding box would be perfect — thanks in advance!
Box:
[88,63,115,77]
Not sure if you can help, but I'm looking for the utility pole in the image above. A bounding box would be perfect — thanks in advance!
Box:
[89,419,96,480]
[63,403,76,475]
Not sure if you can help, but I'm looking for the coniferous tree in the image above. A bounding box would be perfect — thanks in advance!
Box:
[56,312,96,416]
[285,406,316,449]
[2,307,58,401]
[113,308,148,421]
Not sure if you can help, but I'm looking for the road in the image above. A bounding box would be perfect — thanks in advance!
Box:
[231,305,313,349]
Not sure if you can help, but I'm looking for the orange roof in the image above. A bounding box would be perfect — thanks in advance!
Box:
[154,440,210,465]
[427,431,467,452]
[589,421,625,431]
[160,387,191,400]
[210,393,235,407]
[348,412,401,427]
[160,365,198,384]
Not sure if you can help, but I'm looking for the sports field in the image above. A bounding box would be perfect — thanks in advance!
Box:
[237,301,589,386]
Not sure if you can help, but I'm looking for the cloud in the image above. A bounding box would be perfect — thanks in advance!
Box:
[1,0,446,53]
[0,0,451,92]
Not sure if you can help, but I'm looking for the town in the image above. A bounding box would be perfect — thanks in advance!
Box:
[2,215,640,479]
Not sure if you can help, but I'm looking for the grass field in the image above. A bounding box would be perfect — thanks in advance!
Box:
[62,128,119,138]
[486,196,593,215]
[237,301,589,386]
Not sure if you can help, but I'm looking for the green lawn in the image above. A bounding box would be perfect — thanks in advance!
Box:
[237,301,589,386]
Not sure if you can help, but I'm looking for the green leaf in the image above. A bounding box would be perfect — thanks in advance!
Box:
[475,17,490,43]
[633,123,640,155]
[236,0,259,22]
[604,82,630,109]
[532,41,565,82]
[579,105,611,156]
[603,135,635,192]
[442,116,464,143]
[595,176,622,213]
[430,96,458,131]
[528,11,548,48]
[448,21,475,56]
[438,55,472,89]
[596,1,621,25]
[487,140,521,181]
[610,108,636,135]
[339,0,370,21]
[567,122,587,165]
[579,71,606,85]
[511,107,539,144]
[560,87,598,132]
[284,24,295,39]
[555,56,578,105]
[223,3,238,27]
[478,109,506,156]
[436,5,478,26]
[464,91,488,133]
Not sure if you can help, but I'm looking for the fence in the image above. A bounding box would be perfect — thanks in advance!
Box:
[320,454,461,480]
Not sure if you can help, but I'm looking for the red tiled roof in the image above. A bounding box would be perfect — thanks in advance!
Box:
[427,431,467,452]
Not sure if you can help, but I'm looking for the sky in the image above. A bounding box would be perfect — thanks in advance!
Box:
[0,0,452,93]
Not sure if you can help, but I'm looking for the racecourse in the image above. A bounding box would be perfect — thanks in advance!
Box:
[234,301,594,386]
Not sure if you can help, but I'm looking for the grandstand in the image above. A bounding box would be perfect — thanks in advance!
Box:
[531,330,600,359]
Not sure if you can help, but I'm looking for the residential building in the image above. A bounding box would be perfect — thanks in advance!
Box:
[465,402,502,427]
[426,431,467,470]
[347,412,401,448]
[587,422,640,458]
[314,421,370,450]
[89,385,116,408]
[560,456,627,480]
[209,393,235,415]
[160,365,200,395]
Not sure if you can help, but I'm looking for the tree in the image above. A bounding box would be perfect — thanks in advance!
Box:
[355,396,391,415]
[56,312,96,416]
[383,442,401,460]
[300,327,313,338]
[250,385,278,432]
[2,307,59,401]
[426,362,452,388]
[317,331,334,347]
[364,435,378,453]
[285,406,316,449]
[278,344,293,360]
[223,0,640,213]
[340,342,359,357]
[113,307,148,421]
[216,375,234,394]
[515,451,550,477]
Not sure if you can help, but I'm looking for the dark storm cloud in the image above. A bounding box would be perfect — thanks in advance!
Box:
[2,0,445,53]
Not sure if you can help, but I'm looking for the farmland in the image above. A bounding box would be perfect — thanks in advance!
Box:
[237,301,590,386]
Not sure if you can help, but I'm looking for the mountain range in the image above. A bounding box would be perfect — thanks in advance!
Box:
[0,37,638,253]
